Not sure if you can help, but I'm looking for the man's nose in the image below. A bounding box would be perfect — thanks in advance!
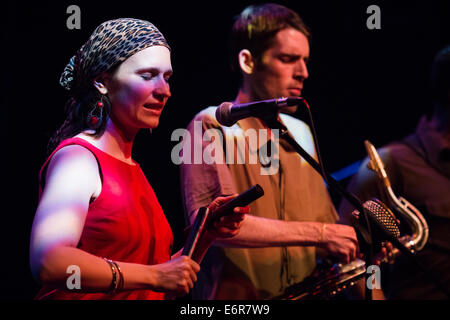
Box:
[294,59,309,81]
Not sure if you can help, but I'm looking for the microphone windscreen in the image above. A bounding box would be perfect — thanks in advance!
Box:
[215,102,234,126]
[351,198,401,254]
[363,199,401,238]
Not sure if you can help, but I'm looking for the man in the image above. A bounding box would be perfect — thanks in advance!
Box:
[180,3,358,299]
[339,46,450,299]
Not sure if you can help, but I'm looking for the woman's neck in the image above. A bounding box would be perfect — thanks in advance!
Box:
[78,119,137,165]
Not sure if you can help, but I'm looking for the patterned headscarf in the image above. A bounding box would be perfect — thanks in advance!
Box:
[60,18,170,95]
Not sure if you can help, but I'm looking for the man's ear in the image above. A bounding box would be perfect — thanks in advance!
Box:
[93,76,108,95]
[238,49,255,75]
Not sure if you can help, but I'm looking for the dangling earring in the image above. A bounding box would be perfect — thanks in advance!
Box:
[87,95,105,129]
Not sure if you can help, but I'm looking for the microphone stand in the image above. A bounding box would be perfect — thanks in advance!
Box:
[263,115,450,299]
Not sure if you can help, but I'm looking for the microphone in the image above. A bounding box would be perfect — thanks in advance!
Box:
[206,184,264,228]
[352,198,401,254]
[215,97,303,126]
[362,199,401,239]
[182,184,264,259]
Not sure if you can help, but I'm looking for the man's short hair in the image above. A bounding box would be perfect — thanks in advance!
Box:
[229,3,310,73]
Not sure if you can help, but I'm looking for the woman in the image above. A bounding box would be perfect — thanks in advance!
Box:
[29,18,247,300]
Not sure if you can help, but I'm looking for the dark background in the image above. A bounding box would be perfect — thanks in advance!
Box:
[2,0,449,299]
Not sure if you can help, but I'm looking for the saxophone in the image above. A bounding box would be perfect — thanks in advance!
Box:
[273,141,430,300]
[364,140,429,260]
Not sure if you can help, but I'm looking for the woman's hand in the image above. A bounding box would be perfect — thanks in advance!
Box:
[149,256,200,296]
[207,194,249,238]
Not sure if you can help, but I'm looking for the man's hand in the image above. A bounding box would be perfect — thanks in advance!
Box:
[374,241,394,265]
[318,224,359,264]
[207,194,249,238]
